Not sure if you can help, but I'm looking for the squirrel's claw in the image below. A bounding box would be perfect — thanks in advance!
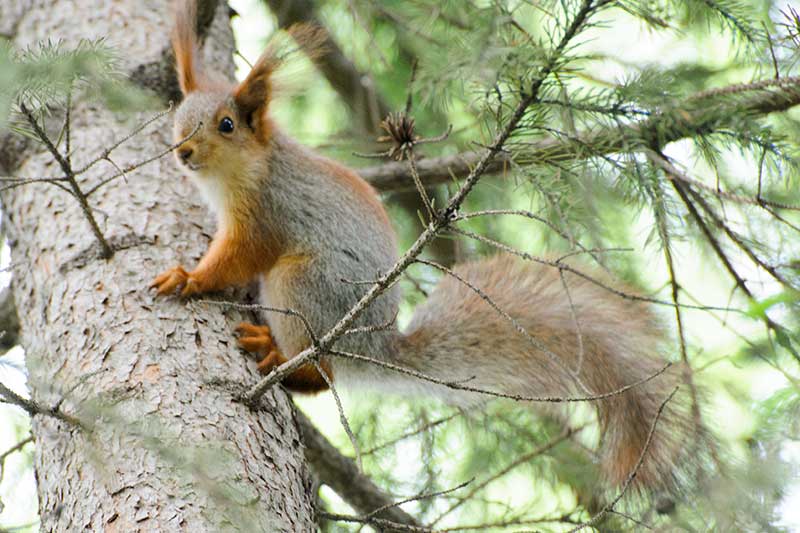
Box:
[180,277,202,297]
[237,321,285,375]
[256,350,287,375]
[236,322,273,355]
[151,265,190,296]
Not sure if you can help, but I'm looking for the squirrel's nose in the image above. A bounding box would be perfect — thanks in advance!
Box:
[178,147,193,163]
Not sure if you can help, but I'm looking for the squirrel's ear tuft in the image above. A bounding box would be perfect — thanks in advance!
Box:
[233,58,273,137]
[172,0,202,95]
[234,24,328,140]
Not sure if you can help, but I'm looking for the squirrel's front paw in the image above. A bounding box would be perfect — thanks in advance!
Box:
[151,266,200,297]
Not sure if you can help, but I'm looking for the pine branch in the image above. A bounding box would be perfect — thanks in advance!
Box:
[294,410,424,528]
[263,0,390,133]
[358,77,800,192]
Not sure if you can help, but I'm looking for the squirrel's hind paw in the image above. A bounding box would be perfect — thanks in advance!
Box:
[236,322,286,375]
[256,350,288,375]
[236,322,274,355]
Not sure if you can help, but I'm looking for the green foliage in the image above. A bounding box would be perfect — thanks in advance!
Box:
[0,38,156,139]
[4,0,800,530]
[289,0,800,530]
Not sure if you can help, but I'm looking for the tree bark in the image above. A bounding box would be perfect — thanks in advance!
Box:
[3,2,315,531]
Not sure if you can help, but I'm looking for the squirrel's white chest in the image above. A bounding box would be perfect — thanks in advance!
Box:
[190,173,228,217]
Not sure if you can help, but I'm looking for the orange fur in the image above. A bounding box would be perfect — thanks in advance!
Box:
[237,321,332,393]
[259,350,333,393]
[172,0,201,94]
[321,159,392,229]
[151,226,276,296]
[233,24,327,145]
[190,229,274,291]
[270,253,310,275]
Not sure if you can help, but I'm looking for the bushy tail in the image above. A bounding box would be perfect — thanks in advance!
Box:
[398,254,695,491]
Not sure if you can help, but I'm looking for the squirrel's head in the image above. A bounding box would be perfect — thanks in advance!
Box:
[170,1,324,179]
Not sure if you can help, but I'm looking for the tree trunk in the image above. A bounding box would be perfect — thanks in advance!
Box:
[2,1,315,531]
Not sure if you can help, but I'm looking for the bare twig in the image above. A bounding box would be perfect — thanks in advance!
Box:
[559,269,586,375]
[197,299,319,346]
[19,102,113,258]
[649,150,800,212]
[361,479,472,523]
[430,426,583,526]
[0,380,80,427]
[312,359,362,471]
[565,387,679,533]
[357,77,800,192]
[0,176,70,194]
[328,349,672,404]
[454,209,581,248]
[417,258,588,391]
[0,434,33,485]
[670,178,788,350]
[84,121,202,197]
[650,168,705,451]
[317,511,432,532]
[244,0,611,404]
[75,103,174,175]
[362,411,462,456]
[344,312,398,336]
[449,226,742,313]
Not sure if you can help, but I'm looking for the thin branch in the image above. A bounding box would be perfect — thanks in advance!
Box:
[430,426,582,526]
[565,387,679,533]
[648,150,800,211]
[650,168,707,466]
[0,381,80,426]
[343,312,398,336]
[449,226,742,313]
[244,0,610,404]
[84,121,202,197]
[686,76,800,102]
[317,511,432,533]
[362,479,472,523]
[417,258,588,391]
[198,299,319,346]
[312,359,362,471]
[357,77,800,192]
[690,186,795,288]
[328,349,673,405]
[453,209,598,258]
[294,409,423,527]
[670,178,789,348]
[0,435,33,485]
[75,103,174,175]
[608,510,654,531]
[64,86,72,163]
[362,411,462,456]
[559,269,586,375]
[19,102,112,258]
[0,176,71,195]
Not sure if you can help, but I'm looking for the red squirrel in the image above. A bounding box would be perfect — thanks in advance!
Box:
[152,0,693,491]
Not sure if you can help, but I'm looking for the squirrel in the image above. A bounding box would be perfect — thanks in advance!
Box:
[152,0,694,493]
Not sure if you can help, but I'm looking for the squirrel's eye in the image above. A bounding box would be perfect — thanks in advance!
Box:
[218,117,234,134]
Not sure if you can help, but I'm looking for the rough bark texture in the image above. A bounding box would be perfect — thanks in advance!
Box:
[3,1,315,531]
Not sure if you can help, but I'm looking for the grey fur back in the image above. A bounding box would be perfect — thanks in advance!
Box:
[254,131,401,372]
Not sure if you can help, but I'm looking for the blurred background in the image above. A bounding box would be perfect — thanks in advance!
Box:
[2,0,800,530]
